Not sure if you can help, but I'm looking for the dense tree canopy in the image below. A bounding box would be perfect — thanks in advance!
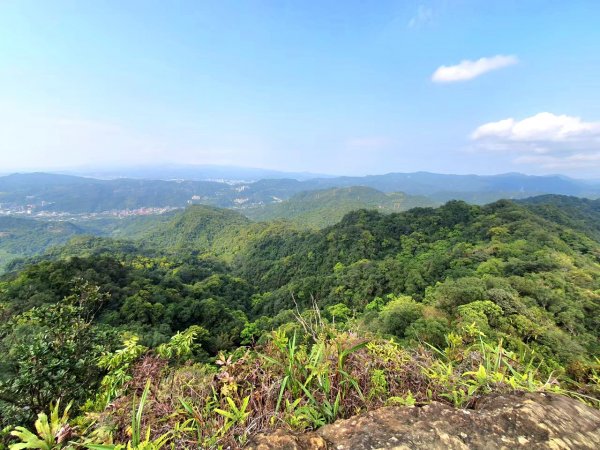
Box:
[0,195,599,441]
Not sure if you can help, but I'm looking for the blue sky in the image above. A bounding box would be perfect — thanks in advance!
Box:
[1,0,600,177]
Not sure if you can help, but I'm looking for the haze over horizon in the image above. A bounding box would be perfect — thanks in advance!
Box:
[1,1,600,178]
[1,163,597,183]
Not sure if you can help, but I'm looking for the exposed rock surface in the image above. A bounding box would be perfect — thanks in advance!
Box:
[247,392,600,449]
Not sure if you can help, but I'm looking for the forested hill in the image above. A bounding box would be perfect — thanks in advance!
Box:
[0,172,228,212]
[243,186,438,228]
[1,172,599,214]
[236,199,599,332]
[0,213,178,271]
[519,195,600,241]
[290,172,600,203]
[0,189,433,269]
[0,195,599,447]
[138,205,252,256]
[3,196,598,357]
[0,216,87,269]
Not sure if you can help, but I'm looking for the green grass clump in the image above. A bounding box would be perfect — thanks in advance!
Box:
[7,321,597,450]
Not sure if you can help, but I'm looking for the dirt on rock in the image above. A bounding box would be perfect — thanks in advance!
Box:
[247,392,600,449]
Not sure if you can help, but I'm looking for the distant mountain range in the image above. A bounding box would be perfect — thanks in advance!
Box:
[0,171,598,216]
[291,172,600,203]
[59,164,333,182]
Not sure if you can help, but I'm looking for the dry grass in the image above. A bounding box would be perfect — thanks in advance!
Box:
[85,325,572,449]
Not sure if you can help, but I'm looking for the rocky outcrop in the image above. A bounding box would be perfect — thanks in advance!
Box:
[248,392,600,449]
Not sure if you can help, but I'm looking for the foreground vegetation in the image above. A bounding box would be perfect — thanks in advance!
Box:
[1,195,599,448]
[4,319,599,449]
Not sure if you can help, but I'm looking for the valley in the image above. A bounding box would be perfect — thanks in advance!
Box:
[1,179,599,447]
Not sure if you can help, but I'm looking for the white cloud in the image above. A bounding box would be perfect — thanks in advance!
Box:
[408,5,433,29]
[514,153,600,170]
[471,112,600,147]
[432,55,518,83]
[471,112,600,171]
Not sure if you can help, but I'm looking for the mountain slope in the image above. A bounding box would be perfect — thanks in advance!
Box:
[243,186,438,228]
[0,216,87,269]
[520,195,600,241]
[1,196,600,445]
[140,205,252,254]
[66,163,331,181]
[1,172,599,215]
[0,173,227,212]
[294,172,600,203]
[236,199,600,360]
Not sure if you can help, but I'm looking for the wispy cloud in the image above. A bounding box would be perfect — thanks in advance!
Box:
[514,153,600,170]
[0,113,247,170]
[408,5,433,29]
[471,112,600,170]
[346,137,392,150]
[432,55,518,83]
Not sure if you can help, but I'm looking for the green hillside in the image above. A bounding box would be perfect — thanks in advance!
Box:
[80,211,180,238]
[520,195,600,241]
[0,173,228,212]
[0,217,87,270]
[0,214,180,273]
[139,205,253,255]
[1,172,599,214]
[1,196,599,448]
[235,200,600,360]
[243,186,438,228]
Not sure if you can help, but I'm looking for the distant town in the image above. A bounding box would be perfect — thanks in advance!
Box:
[0,203,180,222]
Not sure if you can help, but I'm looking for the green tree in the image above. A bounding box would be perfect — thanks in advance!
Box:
[0,284,113,425]
[377,295,424,339]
